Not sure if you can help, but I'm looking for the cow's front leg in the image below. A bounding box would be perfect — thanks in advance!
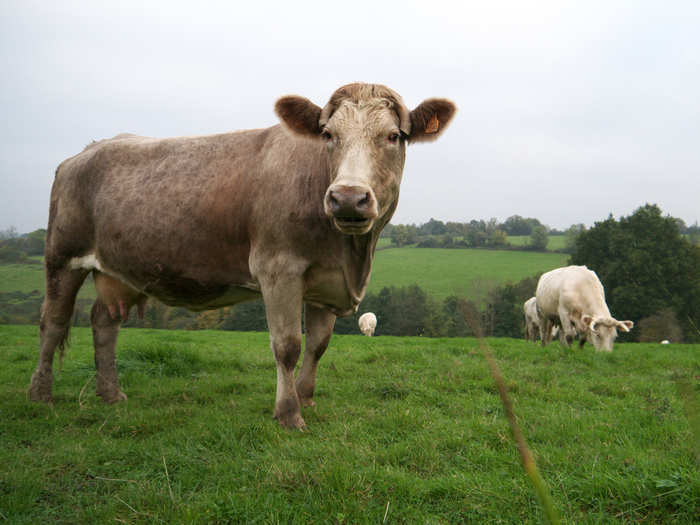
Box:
[539,318,552,347]
[296,304,336,407]
[261,278,305,429]
[557,306,576,348]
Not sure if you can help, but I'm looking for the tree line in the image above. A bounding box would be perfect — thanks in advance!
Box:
[383,216,552,250]
[382,214,700,253]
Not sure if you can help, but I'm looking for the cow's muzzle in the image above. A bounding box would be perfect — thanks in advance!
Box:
[324,184,378,235]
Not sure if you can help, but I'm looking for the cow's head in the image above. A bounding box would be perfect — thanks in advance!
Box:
[275,83,456,235]
[582,315,634,351]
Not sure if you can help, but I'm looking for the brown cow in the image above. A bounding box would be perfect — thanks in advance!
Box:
[29,83,456,428]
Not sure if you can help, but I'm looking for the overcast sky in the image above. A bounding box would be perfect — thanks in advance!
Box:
[1,1,698,233]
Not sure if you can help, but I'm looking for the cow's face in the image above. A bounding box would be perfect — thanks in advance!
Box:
[583,316,634,351]
[275,83,456,235]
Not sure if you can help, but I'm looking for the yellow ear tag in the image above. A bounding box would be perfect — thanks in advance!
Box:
[425,114,439,134]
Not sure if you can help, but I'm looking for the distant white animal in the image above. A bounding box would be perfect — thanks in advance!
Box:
[661,340,670,345]
[359,312,377,337]
[523,297,540,343]
[535,265,634,351]
[524,296,560,344]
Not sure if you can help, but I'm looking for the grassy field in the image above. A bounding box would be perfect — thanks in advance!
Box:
[0,261,45,294]
[369,248,568,301]
[1,324,697,524]
[507,235,567,251]
[0,261,95,300]
[1,248,568,304]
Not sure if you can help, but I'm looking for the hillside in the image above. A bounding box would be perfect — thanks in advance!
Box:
[507,234,567,250]
[2,249,568,305]
[368,247,568,301]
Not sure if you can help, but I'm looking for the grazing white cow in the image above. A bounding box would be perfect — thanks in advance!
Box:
[535,265,633,351]
[524,296,560,344]
[660,340,670,345]
[358,312,377,336]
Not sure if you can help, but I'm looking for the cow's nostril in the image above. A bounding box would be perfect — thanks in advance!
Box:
[357,193,370,208]
[329,192,339,208]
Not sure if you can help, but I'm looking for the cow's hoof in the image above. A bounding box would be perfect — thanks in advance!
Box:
[274,402,306,429]
[276,412,306,430]
[28,373,53,403]
[99,390,128,404]
[299,397,316,408]
[28,385,53,403]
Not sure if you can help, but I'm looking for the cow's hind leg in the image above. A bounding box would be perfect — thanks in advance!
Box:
[91,299,127,403]
[91,272,146,402]
[296,304,336,407]
[29,266,88,402]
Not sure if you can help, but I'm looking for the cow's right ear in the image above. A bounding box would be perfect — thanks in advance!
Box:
[581,315,594,328]
[275,96,323,139]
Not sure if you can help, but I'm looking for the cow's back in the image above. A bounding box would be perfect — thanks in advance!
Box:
[47,127,330,307]
[536,265,609,317]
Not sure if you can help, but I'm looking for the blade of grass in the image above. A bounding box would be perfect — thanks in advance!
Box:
[463,307,561,525]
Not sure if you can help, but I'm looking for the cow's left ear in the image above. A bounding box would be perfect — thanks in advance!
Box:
[407,98,457,144]
[617,320,634,332]
[275,96,323,139]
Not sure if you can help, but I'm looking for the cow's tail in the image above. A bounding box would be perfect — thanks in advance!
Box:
[57,324,71,370]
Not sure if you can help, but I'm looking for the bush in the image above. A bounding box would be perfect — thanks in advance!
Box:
[637,308,683,343]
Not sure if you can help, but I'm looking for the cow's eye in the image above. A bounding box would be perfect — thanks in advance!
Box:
[321,130,333,142]
[387,132,400,144]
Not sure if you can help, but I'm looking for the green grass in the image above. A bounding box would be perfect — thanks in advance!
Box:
[507,235,567,250]
[0,262,45,294]
[0,261,95,300]
[1,324,697,524]
[368,248,568,301]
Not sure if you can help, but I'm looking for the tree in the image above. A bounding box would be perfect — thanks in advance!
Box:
[501,215,543,236]
[420,218,447,236]
[688,222,700,246]
[390,224,418,247]
[570,204,700,342]
[529,225,548,250]
[564,223,586,253]
[0,226,18,240]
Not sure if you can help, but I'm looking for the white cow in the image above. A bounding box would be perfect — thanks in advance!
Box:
[358,312,377,337]
[523,297,540,343]
[535,265,633,351]
[524,296,560,344]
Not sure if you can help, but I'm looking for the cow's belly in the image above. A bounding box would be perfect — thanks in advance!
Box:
[160,285,261,311]
[69,252,260,311]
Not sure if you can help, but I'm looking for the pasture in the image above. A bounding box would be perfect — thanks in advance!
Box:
[507,235,567,251]
[1,324,697,524]
[0,248,568,309]
[368,248,568,301]
[0,261,95,300]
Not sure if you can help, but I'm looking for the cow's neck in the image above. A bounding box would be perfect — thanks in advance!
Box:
[340,200,397,308]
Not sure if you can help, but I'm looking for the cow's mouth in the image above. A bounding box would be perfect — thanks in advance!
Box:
[333,216,373,234]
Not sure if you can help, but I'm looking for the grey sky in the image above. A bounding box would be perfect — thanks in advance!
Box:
[1,1,698,233]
